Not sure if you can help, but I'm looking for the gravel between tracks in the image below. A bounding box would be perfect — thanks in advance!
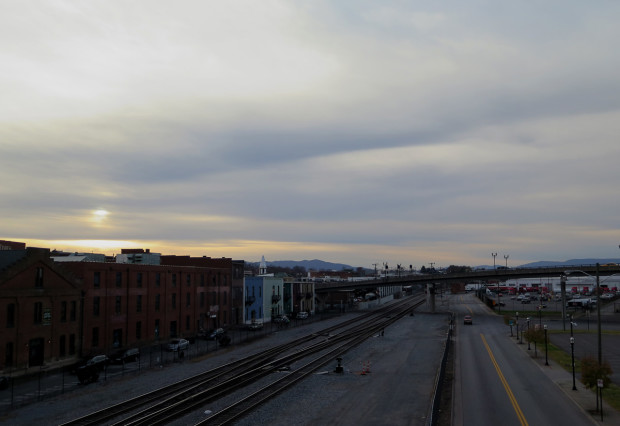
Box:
[2,308,449,426]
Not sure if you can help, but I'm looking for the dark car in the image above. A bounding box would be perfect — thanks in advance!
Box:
[463,315,473,325]
[111,348,140,364]
[85,355,109,372]
[76,365,99,384]
[273,315,290,325]
[207,328,226,340]
[0,376,9,390]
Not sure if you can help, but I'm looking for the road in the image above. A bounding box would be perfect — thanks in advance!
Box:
[453,292,595,426]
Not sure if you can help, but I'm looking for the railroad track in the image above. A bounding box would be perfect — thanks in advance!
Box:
[61,296,425,426]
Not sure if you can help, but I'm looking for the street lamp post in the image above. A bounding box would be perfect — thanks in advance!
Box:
[570,336,577,390]
[516,312,519,341]
[492,253,497,270]
[564,265,615,368]
[504,254,509,269]
[596,263,602,366]
[538,305,542,327]
[527,317,531,350]
[544,324,549,366]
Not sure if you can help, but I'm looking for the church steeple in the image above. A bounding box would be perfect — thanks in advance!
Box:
[259,255,267,275]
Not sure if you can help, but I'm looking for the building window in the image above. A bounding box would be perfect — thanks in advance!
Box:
[92,327,99,347]
[6,303,15,328]
[136,321,142,340]
[116,271,122,287]
[200,274,205,287]
[186,292,190,307]
[115,296,121,314]
[93,296,100,316]
[5,342,14,367]
[186,274,191,286]
[155,273,161,287]
[34,302,43,324]
[223,291,228,305]
[137,272,143,288]
[94,271,101,288]
[69,334,76,355]
[171,293,176,309]
[154,319,160,338]
[172,273,177,287]
[155,294,161,311]
[70,301,76,321]
[137,295,142,313]
[60,301,67,322]
[211,291,216,305]
[35,267,44,287]
[200,292,205,308]
[186,315,190,330]
[59,335,66,357]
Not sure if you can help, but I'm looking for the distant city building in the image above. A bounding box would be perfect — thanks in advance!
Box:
[116,248,161,265]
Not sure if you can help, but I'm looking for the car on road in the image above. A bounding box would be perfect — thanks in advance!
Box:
[110,348,140,364]
[463,315,473,325]
[166,338,190,352]
[296,312,309,320]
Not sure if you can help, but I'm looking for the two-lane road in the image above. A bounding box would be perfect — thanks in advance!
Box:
[453,293,595,426]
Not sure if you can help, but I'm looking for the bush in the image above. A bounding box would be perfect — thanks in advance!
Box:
[580,355,613,389]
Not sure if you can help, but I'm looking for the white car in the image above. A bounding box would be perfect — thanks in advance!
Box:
[166,338,189,352]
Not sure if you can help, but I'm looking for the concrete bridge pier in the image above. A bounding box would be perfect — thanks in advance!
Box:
[427,283,436,312]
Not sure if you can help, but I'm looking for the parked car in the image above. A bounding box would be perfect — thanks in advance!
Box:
[111,348,140,364]
[76,365,99,384]
[85,355,109,371]
[0,376,9,390]
[463,315,473,325]
[166,338,190,352]
[247,320,263,331]
[207,328,226,340]
[216,333,231,347]
[296,312,309,320]
[273,315,290,325]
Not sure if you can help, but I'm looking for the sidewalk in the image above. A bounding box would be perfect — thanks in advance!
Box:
[513,333,619,425]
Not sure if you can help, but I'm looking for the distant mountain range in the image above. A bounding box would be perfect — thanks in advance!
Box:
[252,258,620,272]
[477,258,620,270]
[249,259,359,271]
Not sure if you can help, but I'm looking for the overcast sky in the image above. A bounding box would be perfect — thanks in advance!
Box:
[2,1,620,269]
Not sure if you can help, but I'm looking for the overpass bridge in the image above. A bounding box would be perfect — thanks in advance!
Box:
[315,264,620,294]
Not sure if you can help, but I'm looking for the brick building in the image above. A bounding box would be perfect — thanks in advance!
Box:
[1,242,245,371]
[0,247,81,369]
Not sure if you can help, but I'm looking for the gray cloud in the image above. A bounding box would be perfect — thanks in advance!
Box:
[2,1,620,267]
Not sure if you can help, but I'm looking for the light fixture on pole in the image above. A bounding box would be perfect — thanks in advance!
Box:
[544,324,549,366]
[570,336,577,390]
[516,312,519,341]
[527,317,531,350]
[504,254,509,269]
[492,253,497,270]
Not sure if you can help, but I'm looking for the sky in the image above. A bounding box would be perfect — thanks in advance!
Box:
[2,1,620,270]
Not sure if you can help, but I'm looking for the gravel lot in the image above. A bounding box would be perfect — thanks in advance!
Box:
[2,307,449,426]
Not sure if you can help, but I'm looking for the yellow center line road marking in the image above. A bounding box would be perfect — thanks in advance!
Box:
[481,334,529,426]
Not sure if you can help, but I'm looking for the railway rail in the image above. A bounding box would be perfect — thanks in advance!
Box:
[61,295,425,426]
